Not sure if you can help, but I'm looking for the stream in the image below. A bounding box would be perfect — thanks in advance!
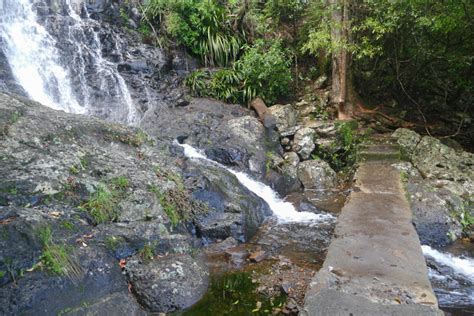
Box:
[178,142,474,315]
[0,1,472,314]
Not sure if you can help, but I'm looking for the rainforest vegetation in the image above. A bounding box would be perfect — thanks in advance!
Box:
[139,0,473,146]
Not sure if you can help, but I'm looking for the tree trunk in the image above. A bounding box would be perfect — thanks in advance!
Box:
[331,0,353,120]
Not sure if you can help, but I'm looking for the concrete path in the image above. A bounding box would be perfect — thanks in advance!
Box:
[303,138,442,315]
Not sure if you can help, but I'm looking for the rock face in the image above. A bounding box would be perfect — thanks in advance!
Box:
[292,127,316,160]
[392,128,474,246]
[297,160,337,190]
[125,254,209,313]
[141,98,281,179]
[0,93,205,314]
[0,0,193,124]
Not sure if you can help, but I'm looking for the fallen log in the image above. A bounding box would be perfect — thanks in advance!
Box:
[250,98,277,129]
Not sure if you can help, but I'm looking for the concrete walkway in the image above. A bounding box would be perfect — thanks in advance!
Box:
[303,139,442,315]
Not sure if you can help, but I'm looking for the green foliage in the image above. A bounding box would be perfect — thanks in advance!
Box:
[138,242,156,263]
[457,203,474,234]
[143,0,243,66]
[60,220,75,231]
[111,176,129,190]
[80,177,129,224]
[186,40,292,105]
[185,70,209,97]
[351,0,474,112]
[148,167,208,227]
[149,185,181,226]
[36,226,81,278]
[105,236,125,251]
[236,40,292,104]
[177,272,286,315]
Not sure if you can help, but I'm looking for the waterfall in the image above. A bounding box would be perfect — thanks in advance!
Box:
[0,0,138,124]
[178,142,335,223]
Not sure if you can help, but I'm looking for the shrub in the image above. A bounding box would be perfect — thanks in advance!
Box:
[185,40,292,105]
[144,0,242,66]
[235,39,292,104]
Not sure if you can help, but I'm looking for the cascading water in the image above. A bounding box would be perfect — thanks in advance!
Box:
[178,142,335,223]
[423,245,474,311]
[0,0,84,114]
[0,0,138,124]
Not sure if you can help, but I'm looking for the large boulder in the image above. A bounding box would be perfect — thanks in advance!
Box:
[292,127,316,160]
[297,160,337,190]
[267,104,298,132]
[393,128,474,199]
[183,160,272,242]
[125,253,209,313]
[142,98,281,178]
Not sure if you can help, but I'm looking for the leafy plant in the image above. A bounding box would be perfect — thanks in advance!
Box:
[185,40,292,105]
[143,0,243,66]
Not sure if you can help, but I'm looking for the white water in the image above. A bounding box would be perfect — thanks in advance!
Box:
[0,0,138,124]
[179,143,335,223]
[1,0,85,113]
[422,245,474,282]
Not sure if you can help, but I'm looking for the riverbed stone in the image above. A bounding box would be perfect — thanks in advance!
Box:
[125,253,209,313]
[292,127,316,160]
[268,104,298,132]
[393,128,474,198]
[183,160,272,242]
[297,160,337,190]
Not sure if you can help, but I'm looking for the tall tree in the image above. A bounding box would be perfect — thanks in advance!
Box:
[330,0,353,120]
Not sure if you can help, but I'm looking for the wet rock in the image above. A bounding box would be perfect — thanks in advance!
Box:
[292,127,316,160]
[393,129,473,245]
[184,160,272,242]
[281,281,293,294]
[392,162,465,247]
[0,93,205,314]
[281,137,291,146]
[268,104,298,132]
[277,152,302,192]
[297,160,337,190]
[125,253,209,313]
[143,99,280,178]
[206,237,239,252]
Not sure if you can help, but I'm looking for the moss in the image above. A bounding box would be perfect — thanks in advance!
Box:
[60,220,75,231]
[104,126,152,147]
[105,236,125,251]
[80,177,129,224]
[138,242,155,263]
